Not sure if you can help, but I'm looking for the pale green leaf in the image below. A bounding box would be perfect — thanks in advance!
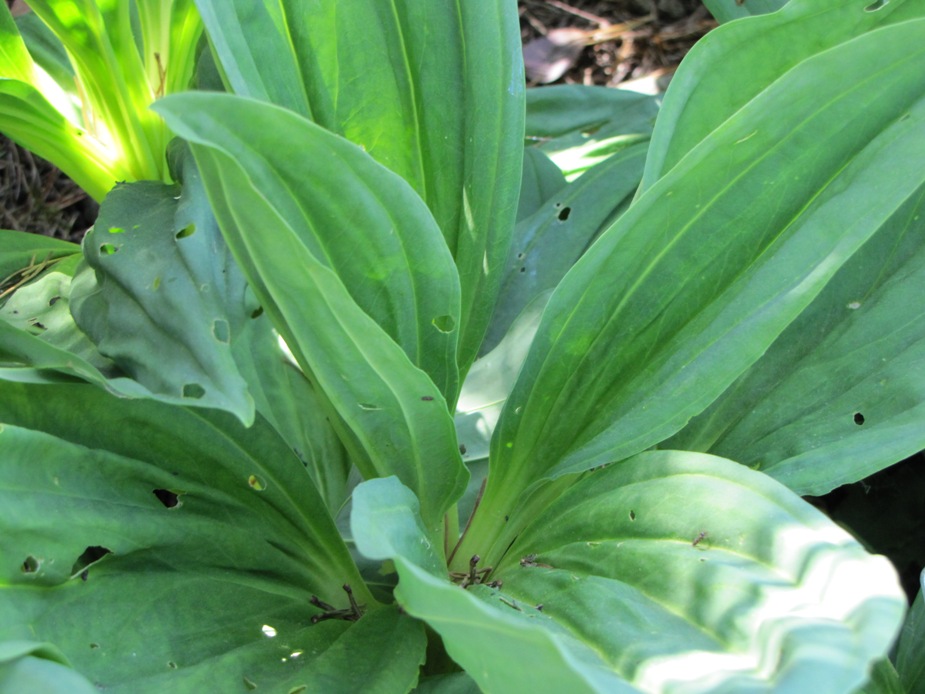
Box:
[0,641,96,694]
[703,0,789,23]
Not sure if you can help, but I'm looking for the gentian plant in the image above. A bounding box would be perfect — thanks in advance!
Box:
[1,0,925,692]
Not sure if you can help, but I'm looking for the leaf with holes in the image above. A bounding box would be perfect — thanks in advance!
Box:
[0,380,427,692]
[69,156,256,423]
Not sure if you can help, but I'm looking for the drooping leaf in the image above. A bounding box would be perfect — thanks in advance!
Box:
[155,93,468,539]
[0,380,389,691]
[641,0,925,192]
[666,184,925,495]
[195,0,525,371]
[459,16,925,554]
[897,572,925,693]
[69,175,256,424]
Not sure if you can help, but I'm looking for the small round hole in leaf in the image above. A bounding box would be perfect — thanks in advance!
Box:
[99,243,119,255]
[432,315,456,333]
[854,412,865,425]
[175,223,196,239]
[557,206,572,221]
[49,296,60,306]
[21,555,40,573]
[629,510,636,521]
[182,383,206,399]
[153,488,181,508]
[212,319,230,343]
[251,306,264,319]
[90,643,100,650]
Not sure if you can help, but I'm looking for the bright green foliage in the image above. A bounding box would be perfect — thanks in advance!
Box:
[1,0,924,692]
[0,0,202,200]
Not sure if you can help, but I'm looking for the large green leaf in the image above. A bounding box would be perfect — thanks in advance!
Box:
[353,456,904,692]
[69,174,256,423]
[155,94,468,539]
[0,381,407,691]
[195,0,525,371]
[665,184,925,495]
[456,16,925,557]
[641,0,925,192]
[703,0,789,24]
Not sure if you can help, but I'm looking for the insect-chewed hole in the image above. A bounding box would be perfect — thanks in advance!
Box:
[49,296,61,306]
[21,555,40,573]
[557,206,572,221]
[107,226,125,234]
[250,306,264,319]
[175,223,196,239]
[70,545,113,578]
[248,474,267,491]
[182,383,206,399]
[99,243,119,256]
[153,488,182,509]
[854,412,866,425]
[432,315,456,333]
[629,510,636,521]
[212,319,230,343]
[864,0,888,10]
[167,661,178,670]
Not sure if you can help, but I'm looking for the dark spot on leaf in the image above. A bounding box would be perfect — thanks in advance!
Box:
[71,546,112,578]
[536,604,544,611]
[250,306,264,319]
[211,319,230,343]
[459,444,467,455]
[153,488,181,508]
[854,412,865,425]
[167,661,178,670]
[99,243,119,255]
[504,515,509,522]
[80,570,89,581]
[557,206,571,221]
[21,555,40,573]
[29,320,46,331]
[421,395,434,401]
[175,223,196,239]
[243,676,258,691]
[182,383,206,399]
[432,315,456,333]
[49,296,60,306]
[90,643,100,650]
[519,266,526,273]
[864,0,888,10]
[629,510,636,521]
[516,252,525,260]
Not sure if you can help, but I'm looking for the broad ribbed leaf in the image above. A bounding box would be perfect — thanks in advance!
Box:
[665,184,925,495]
[897,573,925,693]
[460,18,925,551]
[641,0,925,192]
[155,93,468,537]
[352,477,641,694]
[195,0,525,371]
[0,381,391,691]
